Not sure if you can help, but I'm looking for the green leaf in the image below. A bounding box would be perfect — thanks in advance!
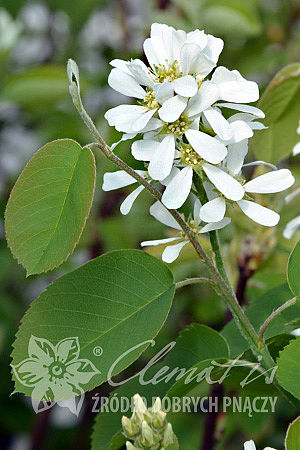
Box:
[91,324,229,450]
[277,337,300,401]
[287,240,300,296]
[5,139,96,275]
[1,65,71,111]
[249,63,300,163]
[222,284,300,357]
[201,0,262,37]
[285,415,300,450]
[11,250,175,400]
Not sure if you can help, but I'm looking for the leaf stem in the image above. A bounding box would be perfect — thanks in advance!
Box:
[258,296,299,348]
[175,277,215,289]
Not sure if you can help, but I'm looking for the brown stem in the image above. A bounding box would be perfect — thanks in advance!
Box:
[200,385,224,450]
[30,407,52,450]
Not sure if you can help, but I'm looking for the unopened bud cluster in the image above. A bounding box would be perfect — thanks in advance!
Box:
[122,394,176,449]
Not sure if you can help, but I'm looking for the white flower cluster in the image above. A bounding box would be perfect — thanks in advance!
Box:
[122,394,175,450]
[103,23,295,262]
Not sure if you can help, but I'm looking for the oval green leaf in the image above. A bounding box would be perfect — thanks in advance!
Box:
[285,416,300,450]
[5,139,96,275]
[11,250,175,401]
[276,336,300,401]
[287,240,300,296]
[249,63,300,163]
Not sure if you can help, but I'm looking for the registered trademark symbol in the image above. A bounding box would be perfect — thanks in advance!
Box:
[93,346,103,357]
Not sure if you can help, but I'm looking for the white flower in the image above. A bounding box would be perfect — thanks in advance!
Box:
[132,113,227,182]
[105,22,263,188]
[105,23,223,135]
[102,167,180,215]
[141,200,230,263]
[199,160,295,226]
[244,439,277,450]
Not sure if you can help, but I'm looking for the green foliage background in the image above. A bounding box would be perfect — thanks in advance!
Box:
[0,0,300,448]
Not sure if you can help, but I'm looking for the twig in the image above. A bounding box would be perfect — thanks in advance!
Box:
[258,297,299,348]
[175,277,215,289]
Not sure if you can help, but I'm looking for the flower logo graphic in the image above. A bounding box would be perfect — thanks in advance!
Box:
[12,336,100,404]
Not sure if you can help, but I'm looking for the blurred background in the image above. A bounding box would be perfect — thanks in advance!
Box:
[1,0,300,449]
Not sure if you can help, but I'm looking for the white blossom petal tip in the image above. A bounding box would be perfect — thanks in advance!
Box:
[238,200,280,226]
[199,197,226,223]
[162,241,188,263]
[203,164,244,201]
[162,166,193,209]
[244,169,295,194]
[185,129,227,164]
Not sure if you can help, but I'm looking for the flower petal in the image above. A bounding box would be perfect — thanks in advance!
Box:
[200,217,231,233]
[105,105,150,133]
[187,81,220,117]
[141,237,179,247]
[204,34,224,64]
[199,197,226,223]
[158,95,188,122]
[131,139,160,161]
[143,36,167,69]
[102,170,146,191]
[149,201,182,230]
[153,81,174,104]
[212,67,259,103]
[237,200,280,226]
[172,75,198,97]
[219,81,259,103]
[108,68,145,99]
[162,241,188,263]
[203,163,244,201]
[148,135,175,180]
[132,108,157,132]
[226,140,248,176]
[185,129,227,164]
[180,43,215,77]
[215,102,265,118]
[203,107,233,141]
[227,120,253,143]
[162,166,193,209]
[244,169,295,194]
[120,185,145,215]
[127,59,154,88]
[111,133,137,151]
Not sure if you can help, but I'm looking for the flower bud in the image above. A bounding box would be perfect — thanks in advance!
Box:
[126,441,138,450]
[140,420,156,447]
[122,416,139,438]
[162,423,175,447]
[152,410,166,429]
[133,394,147,421]
[152,396,162,413]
